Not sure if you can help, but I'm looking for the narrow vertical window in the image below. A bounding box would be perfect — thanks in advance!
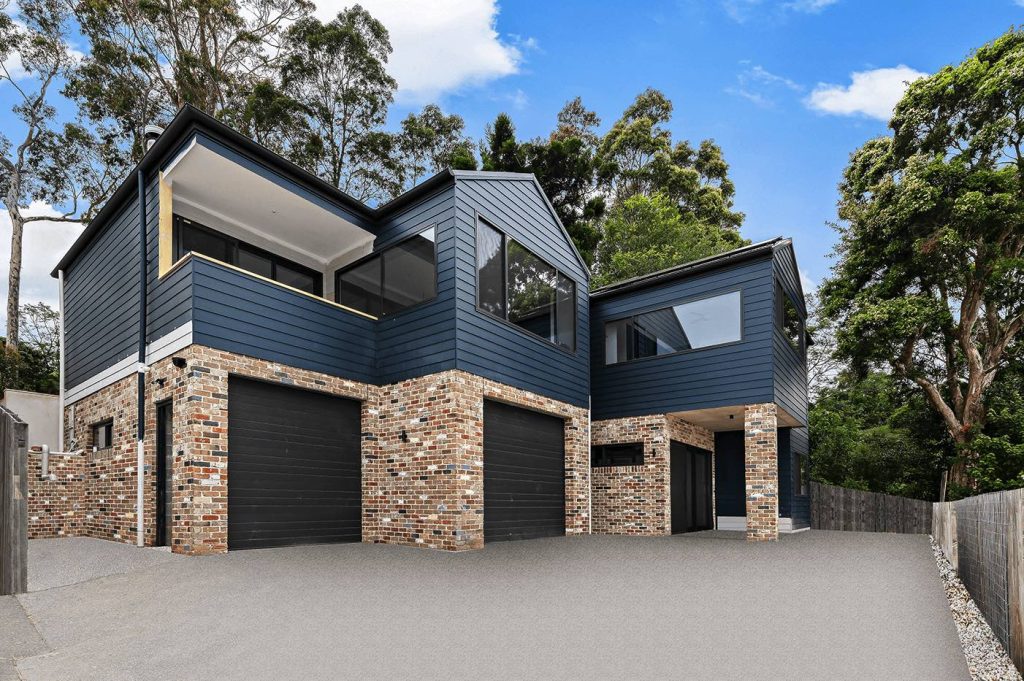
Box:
[476,221,505,317]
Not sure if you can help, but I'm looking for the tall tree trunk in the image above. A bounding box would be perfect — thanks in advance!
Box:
[6,206,23,351]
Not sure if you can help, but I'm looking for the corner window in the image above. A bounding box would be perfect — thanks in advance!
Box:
[174,216,322,295]
[335,227,436,317]
[92,420,113,451]
[476,219,576,351]
[605,291,742,364]
[777,283,804,354]
[592,443,644,467]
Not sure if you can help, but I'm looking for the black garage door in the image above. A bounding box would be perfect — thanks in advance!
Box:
[228,377,362,550]
[483,400,566,543]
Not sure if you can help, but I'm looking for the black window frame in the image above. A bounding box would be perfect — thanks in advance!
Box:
[333,225,439,318]
[474,216,578,354]
[91,419,113,451]
[591,443,645,468]
[604,289,744,365]
[776,281,805,356]
[173,215,324,296]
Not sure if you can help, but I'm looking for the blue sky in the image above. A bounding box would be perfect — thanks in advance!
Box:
[1,0,1020,311]
[396,0,1020,290]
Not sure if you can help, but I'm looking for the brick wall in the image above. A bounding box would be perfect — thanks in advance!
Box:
[744,402,778,541]
[50,348,588,554]
[591,414,713,535]
[365,370,589,551]
[27,449,85,539]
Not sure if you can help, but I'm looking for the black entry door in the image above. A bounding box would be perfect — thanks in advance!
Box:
[156,401,173,546]
[228,377,362,550]
[483,400,566,543]
[671,441,713,534]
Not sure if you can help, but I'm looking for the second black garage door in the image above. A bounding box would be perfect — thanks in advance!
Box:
[228,377,362,550]
[483,400,566,542]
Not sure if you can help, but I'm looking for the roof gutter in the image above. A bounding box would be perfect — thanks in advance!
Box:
[590,239,785,299]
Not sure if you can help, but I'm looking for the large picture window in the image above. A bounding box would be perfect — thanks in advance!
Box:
[476,219,576,351]
[335,227,436,317]
[174,216,322,295]
[605,290,742,364]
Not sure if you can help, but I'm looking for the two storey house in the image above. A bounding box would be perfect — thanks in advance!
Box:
[38,106,808,554]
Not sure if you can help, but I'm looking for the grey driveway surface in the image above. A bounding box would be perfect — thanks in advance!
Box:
[27,537,181,592]
[5,531,967,680]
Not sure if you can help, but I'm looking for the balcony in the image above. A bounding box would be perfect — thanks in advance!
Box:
[151,133,381,381]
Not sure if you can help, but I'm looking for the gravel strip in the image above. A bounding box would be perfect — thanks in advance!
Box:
[931,538,1022,681]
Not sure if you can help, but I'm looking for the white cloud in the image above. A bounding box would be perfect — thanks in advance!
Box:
[722,0,839,22]
[805,65,927,121]
[316,0,527,102]
[783,0,839,13]
[0,203,83,329]
[726,64,801,108]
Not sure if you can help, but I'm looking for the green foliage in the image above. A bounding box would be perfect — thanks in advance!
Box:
[480,113,523,172]
[0,303,61,395]
[596,88,744,235]
[395,104,476,188]
[820,28,1024,489]
[809,372,953,500]
[280,7,398,201]
[70,0,312,158]
[592,193,743,288]
[969,365,1024,493]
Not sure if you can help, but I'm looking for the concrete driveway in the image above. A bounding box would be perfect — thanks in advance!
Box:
[3,531,968,680]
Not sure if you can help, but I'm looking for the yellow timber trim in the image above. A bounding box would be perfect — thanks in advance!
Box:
[158,172,173,277]
[184,252,378,321]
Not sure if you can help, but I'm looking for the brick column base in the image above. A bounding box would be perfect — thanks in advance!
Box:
[744,402,778,541]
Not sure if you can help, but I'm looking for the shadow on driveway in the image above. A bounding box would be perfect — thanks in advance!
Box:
[6,531,967,680]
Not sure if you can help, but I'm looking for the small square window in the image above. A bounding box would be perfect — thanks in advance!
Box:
[92,420,113,451]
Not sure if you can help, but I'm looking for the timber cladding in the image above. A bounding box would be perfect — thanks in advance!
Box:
[934,488,1024,674]
[810,481,932,534]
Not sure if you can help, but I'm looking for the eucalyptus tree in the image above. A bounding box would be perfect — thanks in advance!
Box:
[68,0,312,159]
[1,0,122,349]
[280,6,398,201]
[395,104,476,190]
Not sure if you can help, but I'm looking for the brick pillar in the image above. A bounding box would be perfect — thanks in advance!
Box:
[176,353,229,555]
[744,402,778,541]
[364,371,484,551]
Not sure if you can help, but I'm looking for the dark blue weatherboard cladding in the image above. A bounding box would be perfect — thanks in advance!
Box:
[772,244,809,426]
[374,186,458,384]
[714,431,745,517]
[143,176,193,342]
[63,196,141,388]
[190,258,376,383]
[790,426,810,527]
[452,176,590,408]
[590,256,775,420]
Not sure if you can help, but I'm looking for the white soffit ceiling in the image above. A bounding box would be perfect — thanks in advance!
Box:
[163,142,373,265]
[670,404,803,431]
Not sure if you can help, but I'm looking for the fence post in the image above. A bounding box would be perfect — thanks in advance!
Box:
[0,407,28,595]
[1007,489,1024,671]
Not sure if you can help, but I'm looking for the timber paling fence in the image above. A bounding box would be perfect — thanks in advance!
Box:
[934,489,1024,673]
[810,481,932,534]
[0,406,28,595]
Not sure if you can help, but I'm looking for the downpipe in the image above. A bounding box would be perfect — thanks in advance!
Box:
[135,168,149,548]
